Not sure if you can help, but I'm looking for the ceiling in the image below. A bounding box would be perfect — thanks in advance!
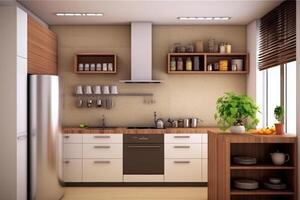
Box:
[18,0,283,25]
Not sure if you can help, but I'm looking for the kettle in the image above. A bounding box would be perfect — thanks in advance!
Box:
[154,111,164,129]
[156,118,164,129]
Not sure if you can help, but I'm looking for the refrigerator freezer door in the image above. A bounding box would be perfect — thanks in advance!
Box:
[29,75,64,200]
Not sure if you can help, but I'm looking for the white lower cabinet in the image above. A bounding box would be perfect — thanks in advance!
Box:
[83,159,123,182]
[62,133,207,183]
[165,159,202,182]
[164,133,207,183]
[63,159,82,182]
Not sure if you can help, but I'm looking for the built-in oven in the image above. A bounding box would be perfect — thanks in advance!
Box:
[123,134,164,175]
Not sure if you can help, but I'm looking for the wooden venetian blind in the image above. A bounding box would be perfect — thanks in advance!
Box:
[258,0,296,70]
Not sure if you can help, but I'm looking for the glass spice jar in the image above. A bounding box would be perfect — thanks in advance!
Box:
[186,43,194,53]
[177,57,184,71]
[186,57,192,71]
[170,57,176,71]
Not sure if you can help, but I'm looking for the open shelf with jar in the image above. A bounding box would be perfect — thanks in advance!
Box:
[167,53,248,74]
[74,53,117,74]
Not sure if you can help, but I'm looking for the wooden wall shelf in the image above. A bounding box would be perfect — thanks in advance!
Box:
[208,132,298,200]
[167,53,248,74]
[74,53,117,74]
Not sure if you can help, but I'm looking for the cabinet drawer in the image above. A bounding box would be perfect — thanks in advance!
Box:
[165,144,201,158]
[63,134,82,144]
[64,144,82,159]
[83,134,122,144]
[83,144,122,158]
[201,159,208,182]
[164,159,201,182]
[63,159,82,182]
[83,159,123,182]
[165,134,201,144]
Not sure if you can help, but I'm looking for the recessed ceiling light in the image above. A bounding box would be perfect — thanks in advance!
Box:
[55,13,103,17]
[177,16,231,21]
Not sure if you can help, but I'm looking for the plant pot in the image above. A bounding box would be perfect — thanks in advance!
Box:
[230,126,246,133]
[275,123,284,135]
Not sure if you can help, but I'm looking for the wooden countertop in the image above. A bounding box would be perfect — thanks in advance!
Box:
[62,127,219,134]
[208,131,297,142]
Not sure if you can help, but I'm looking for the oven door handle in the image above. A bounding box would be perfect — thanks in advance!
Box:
[127,145,161,149]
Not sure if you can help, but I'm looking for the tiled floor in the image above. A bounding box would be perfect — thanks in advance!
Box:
[62,187,207,200]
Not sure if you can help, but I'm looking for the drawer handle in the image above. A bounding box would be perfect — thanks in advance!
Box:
[64,161,70,164]
[138,137,149,141]
[174,161,191,164]
[94,135,111,139]
[94,161,111,164]
[174,146,190,148]
[128,145,161,149]
[94,145,111,149]
[174,136,190,138]
[63,136,70,138]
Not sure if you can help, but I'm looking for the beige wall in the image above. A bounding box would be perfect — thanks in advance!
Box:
[52,25,247,127]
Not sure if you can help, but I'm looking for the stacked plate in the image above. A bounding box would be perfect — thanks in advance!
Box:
[234,179,259,190]
[233,156,257,165]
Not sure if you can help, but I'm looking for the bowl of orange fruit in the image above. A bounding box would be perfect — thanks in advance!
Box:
[247,127,276,135]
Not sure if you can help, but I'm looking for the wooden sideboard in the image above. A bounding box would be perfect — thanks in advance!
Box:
[28,16,57,75]
[208,131,297,200]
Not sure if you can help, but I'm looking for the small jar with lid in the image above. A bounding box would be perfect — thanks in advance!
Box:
[219,42,226,53]
[186,43,194,53]
[186,57,192,71]
[177,57,184,71]
[170,57,176,71]
[225,43,232,53]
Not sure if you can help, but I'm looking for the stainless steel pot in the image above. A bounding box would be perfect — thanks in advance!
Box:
[183,118,190,128]
[190,118,198,128]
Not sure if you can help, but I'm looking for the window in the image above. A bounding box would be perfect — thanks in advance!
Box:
[265,66,281,127]
[285,61,296,133]
[260,61,296,134]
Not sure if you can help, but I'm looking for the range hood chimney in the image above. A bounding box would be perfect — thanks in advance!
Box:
[120,22,163,83]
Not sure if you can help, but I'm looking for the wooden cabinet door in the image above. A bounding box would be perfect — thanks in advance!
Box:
[28,16,57,74]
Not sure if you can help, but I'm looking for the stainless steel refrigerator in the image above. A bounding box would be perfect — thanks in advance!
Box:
[29,75,64,200]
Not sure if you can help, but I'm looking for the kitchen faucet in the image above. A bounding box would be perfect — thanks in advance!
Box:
[154,111,157,124]
[102,114,106,129]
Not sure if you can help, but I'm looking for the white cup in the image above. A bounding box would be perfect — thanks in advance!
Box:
[102,63,108,71]
[108,63,113,71]
[90,63,96,71]
[96,63,102,71]
[93,85,101,95]
[85,85,93,95]
[102,85,110,94]
[75,85,83,95]
[78,63,84,71]
[110,85,118,94]
[84,64,90,71]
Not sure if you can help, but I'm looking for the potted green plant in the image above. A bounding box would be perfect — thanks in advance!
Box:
[274,105,284,135]
[215,92,259,133]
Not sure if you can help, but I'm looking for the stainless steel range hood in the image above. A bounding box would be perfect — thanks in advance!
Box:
[120,22,163,83]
